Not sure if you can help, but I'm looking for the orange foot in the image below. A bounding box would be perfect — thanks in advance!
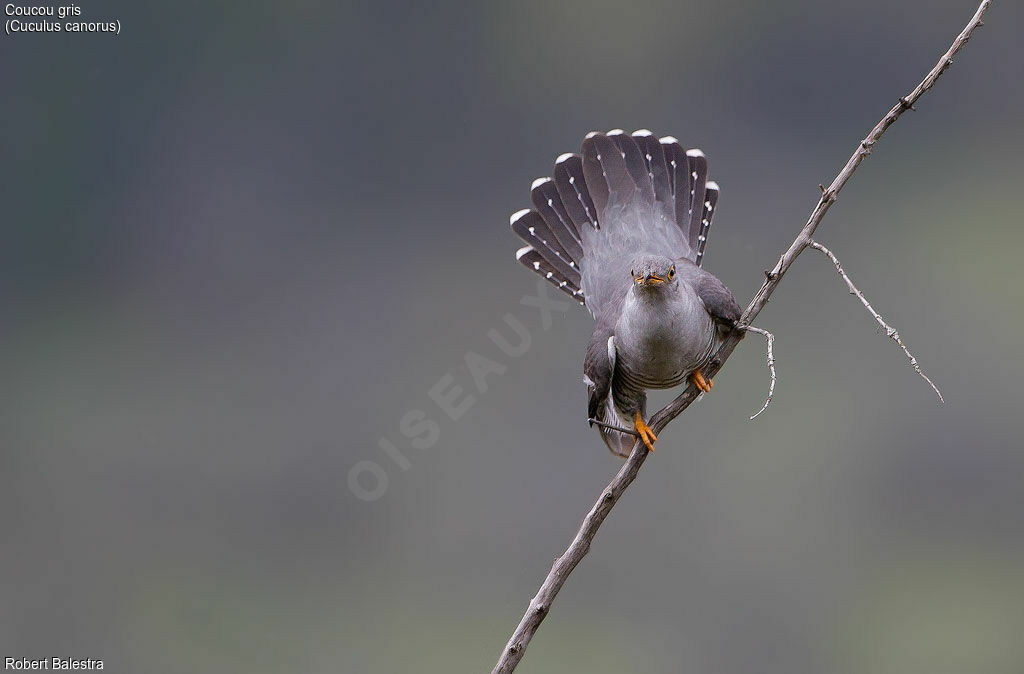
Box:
[691,368,713,393]
[634,411,657,452]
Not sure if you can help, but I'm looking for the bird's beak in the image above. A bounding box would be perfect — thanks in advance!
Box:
[642,274,666,285]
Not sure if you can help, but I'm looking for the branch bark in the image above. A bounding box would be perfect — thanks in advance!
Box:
[491,2,991,671]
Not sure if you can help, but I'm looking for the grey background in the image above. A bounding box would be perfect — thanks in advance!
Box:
[2,1,1023,672]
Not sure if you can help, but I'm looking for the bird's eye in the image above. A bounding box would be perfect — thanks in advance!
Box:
[668,266,675,278]
[630,269,635,277]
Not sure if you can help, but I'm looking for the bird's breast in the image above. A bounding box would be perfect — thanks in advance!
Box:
[614,286,715,388]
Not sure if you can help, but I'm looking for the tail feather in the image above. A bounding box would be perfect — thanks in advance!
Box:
[582,132,634,215]
[510,209,581,285]
[696,181,719,267]
[553,153,599,230]
[657,137,717,268]
[530,177,584,262]
[607,130,656,204]
[515,246,585,304]
[659,137,694,243]
[685,148,709,256]
[630,130,674,211]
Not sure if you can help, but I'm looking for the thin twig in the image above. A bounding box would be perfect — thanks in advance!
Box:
[491,3,990,671]
[742,325,777,419]
[808,240,944,402]
[587,418,641,437]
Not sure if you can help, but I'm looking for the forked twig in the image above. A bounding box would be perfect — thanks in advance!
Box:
[808,240,944,402]
[743,325,777,419]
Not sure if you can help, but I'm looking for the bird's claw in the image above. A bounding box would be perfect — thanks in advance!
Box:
[691,368,713,393]
[633,412,657,452]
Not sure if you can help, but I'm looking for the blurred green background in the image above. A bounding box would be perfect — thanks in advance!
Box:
[2,1,1023,672]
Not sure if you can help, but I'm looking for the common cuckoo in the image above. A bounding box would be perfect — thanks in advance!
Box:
[510,130,742,456]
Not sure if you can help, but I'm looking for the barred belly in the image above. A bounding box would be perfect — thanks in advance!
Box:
[610,329,716,417]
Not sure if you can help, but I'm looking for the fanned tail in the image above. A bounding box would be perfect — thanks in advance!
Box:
[509,129,722,311]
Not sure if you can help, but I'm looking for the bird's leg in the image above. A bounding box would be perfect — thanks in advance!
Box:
[691,368,713,393]
[633,411,657,452]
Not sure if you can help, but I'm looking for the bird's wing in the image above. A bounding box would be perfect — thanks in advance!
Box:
[585,327,615,422]
[696,270,742,327]
[676,261,742,328]
[584,331,637,457]
[511,130,719,321]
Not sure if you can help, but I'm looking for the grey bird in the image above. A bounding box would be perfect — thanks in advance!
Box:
[510,129,742,456]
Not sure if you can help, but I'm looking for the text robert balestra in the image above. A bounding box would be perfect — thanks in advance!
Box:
[5,658,104,670]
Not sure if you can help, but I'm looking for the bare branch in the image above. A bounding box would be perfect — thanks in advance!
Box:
[743,325,777,419]
[808,240,944,402]
[491,2,990,671]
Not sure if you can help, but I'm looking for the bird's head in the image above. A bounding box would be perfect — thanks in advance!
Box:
[630,254,677,291]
